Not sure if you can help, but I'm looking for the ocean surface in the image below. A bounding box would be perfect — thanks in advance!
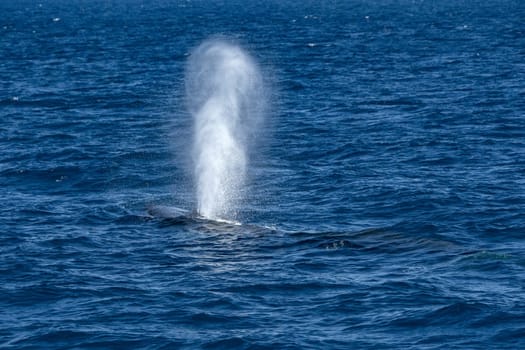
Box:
[1,0,524,348]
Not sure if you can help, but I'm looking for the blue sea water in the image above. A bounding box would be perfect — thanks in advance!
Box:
[1,0,524,348]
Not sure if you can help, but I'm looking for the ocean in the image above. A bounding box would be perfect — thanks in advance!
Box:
[1,0,524,348]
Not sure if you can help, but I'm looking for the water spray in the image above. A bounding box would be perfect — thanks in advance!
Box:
[185,39,265,220]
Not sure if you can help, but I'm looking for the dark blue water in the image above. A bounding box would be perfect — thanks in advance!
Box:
[1,0,524,348]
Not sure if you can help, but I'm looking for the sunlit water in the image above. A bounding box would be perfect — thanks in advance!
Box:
[1,1,524,349]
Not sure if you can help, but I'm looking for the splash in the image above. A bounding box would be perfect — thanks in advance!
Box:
[185,39,265,220]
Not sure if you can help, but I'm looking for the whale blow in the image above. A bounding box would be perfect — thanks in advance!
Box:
[185,39,265,220]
